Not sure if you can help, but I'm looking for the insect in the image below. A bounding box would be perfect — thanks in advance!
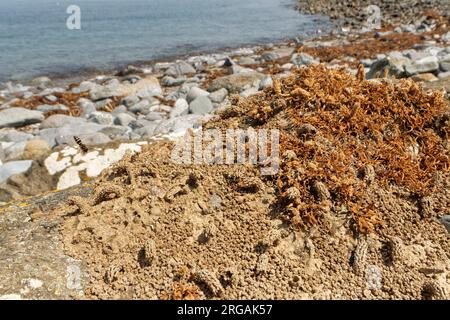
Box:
[73,136,88,153]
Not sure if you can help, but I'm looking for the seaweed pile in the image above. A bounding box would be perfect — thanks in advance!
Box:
[11,91,122,117]
[207,65,450,233]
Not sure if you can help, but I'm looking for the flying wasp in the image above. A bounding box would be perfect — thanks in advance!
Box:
[73,136,88,154]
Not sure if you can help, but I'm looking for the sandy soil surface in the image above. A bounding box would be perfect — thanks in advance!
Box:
[39,66,450,300]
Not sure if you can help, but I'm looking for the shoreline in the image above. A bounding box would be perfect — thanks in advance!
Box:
[1,16,334,88]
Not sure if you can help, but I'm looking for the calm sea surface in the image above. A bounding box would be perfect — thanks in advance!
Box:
[0,0,330,82]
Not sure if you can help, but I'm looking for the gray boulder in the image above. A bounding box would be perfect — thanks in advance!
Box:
[208,72,265,94]
[261,47,294,62]
[367,56,410,79]
[405,56,439,76]
[422,77,450,94]
[122,94,140,107]
[442,31,450,42]
[38,87,65,96]
[240,87,259,98]
[238,57,256,65]
[161,76,187,87]
[0,160,33,183]
[145,112,165,121]
[125,77,162,99]
[438,71,450,79]
[179,82,201,95]
[291,53,319,66]
[158,105,173,113]
[94,98,113,110]
[259,76,274,90]
[440,54,450,72]
[134,122,161,137]
[44,95,58,103]
[89,82,123,101]
[129,100,151,114]
[0,108,44,129]
[77,98,97,117]
[76,81,97,93]
[36,104,68,113]
[189,96,213,115]
[187,87,210,103]
[111,105,128,115]
[227,64,254,75]
[88,111,115,125]
[208,88,228,103]
[114,113,136,126]
[170,98,189,118]
[164,61,196,77]
[441,62,450,72]
[4,141,27,161]
[40,114,86,129]
[0,131,33,142]
[129,119,155,130]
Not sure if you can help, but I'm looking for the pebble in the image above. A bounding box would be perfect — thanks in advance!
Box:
[3,141,27,161]
[208,88,228,103]
[170,98,189,118]
[145,112,165,121]
[189,96,213,115]
[0,107,44,129]
[186,87,210,103]
[261,47,294,62]
[438,71,450,79]
[259,76,273,90]
[36,104,68,112]
[88,111,115,125]
[122,94,140,107]
[129,100,151,114]
[164,61,196,77]
[40,114,86,129]
[0,131,33,143]
[77,98,97,117]
[405,56,439,76]
[0,160,33,183]
[207,72,265,94]
[161,76,187,87]
[291,52,319,66]
[114,112,136,126]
